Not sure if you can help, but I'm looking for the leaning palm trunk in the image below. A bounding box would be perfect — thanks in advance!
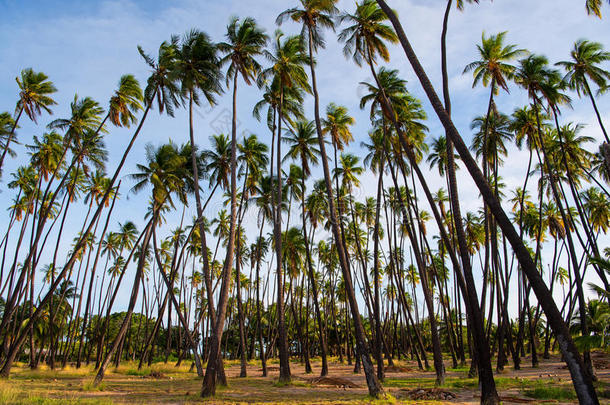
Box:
[439,0,500,397]
[376,2,598,403]
[151,231,203,376]
[187,90,227,385]
[306,25,383,398]
[94,213,155,385]
[0,99,154,378]
[276,86,292,383]
[365,50,446,386]
[76,183,120,368]
[300,168,328,376]
[200,69,240,398]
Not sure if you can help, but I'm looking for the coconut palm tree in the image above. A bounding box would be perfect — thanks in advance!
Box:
[321,103,355,192]
[586,0,610,17]
[0,95,106,354]
[557,39,610,142]
[358,63,450,386]
[231,134,268,378]
[581,187,610,234]
[0,39,181,378]
[283,119,329,374]
[375,2,598,402]
[95,141,192,384]
[338,0,397,70]
[278,0,382,394]
[199,20,267,390]
[258,30,311,384]
[361,127,389,378]
[0,69,58,175]
[172,27,226,388]
[0,113,16,166]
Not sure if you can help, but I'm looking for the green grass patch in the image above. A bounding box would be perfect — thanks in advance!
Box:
[81,381,105,391]
[273,379,311,388]
[523,385,577,400]
[383,377,436,389]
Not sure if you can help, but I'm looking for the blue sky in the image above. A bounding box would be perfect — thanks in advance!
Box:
[0,0,609,316]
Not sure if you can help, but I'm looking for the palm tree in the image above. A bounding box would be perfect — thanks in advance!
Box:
[0,69,58,175]
[95,142,192,384]
[199,20,266,392]
[375,2,599,402]
[278,0,383,394]
[338,0,397,70]
[233,134,268,377]
[354,35,448,386]
[0,39,186,378]
[259,30,311,384]
[0,113,16,165]
[203,134,232,195]
[361,127,388,378]
[516,55,603,375]
[582,187,610,234]
[172,27,226,388]
[463,31,525,191]
[0,94,106,356]
[586,0,610,17]
[322,103,355,193]
[557,39,610,142]
[470,111,513,169]
[283,119,328,375]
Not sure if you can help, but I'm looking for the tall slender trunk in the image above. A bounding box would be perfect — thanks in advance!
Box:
[372,154,385,382]
[272,83,292,383]
[376,3,598,402]
[94,213,156,385]
[76,184,120,368]
[200,69,240,397]
[187,88,227,384]
[306,26,383,397]
[583,78,609,143]
[300,166,328,376]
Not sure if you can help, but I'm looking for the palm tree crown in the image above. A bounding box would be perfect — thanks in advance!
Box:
[338,0,398,66]
[463,31,526,92]
[15,68,57,122]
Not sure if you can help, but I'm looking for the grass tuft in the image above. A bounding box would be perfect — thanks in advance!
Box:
[523,385,577,400]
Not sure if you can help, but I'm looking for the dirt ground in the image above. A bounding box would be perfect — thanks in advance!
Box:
[0,353,609,404]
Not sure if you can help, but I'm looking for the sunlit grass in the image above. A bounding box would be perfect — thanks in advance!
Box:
[523,384,576,400]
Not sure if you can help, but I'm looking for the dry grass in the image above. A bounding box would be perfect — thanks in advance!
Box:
[0,354,607,404]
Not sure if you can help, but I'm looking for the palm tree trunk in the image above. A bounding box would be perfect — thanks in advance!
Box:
[200,69,241,397]
[372,154,385,381]
[376,3,599,402]
[583,77,609,143]
[76,184,121,368]
[300,169,328,376]
[273,84,292,383]
[94,213,156,385]
[187,90,227,384]
[306,24,383,398]
[254,224,268,377]
[366,49,446,385]
[151,231,203,376]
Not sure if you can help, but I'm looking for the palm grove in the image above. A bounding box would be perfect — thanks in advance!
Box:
[0,0,609,404]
